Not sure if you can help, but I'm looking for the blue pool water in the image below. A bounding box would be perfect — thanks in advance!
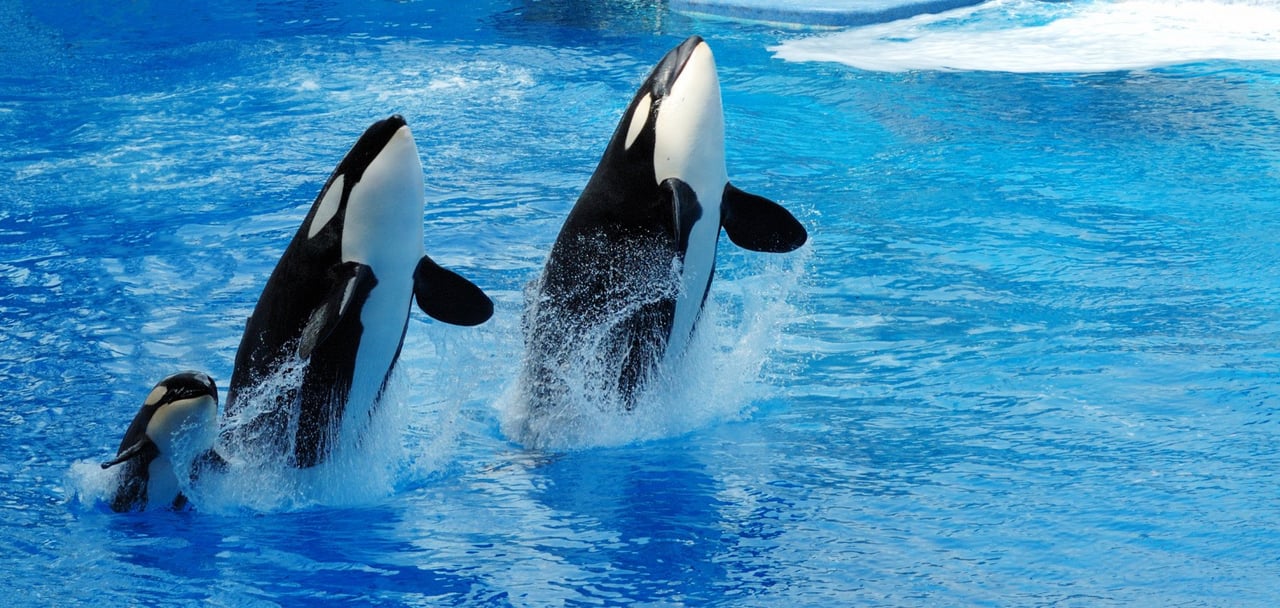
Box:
[3,0,1280,604]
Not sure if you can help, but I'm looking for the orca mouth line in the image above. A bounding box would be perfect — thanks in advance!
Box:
[168,374,219,403]
[331,114,408,185]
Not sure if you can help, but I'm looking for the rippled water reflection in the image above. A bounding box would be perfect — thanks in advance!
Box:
[1,0,1278,605]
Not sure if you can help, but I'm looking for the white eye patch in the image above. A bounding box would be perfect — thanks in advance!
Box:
[309,174,346,239]
[624,93,652,151]
[144,385,168,407]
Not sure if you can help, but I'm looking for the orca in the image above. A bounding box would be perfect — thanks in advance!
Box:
[101,371,219,512]
[522,36,807,410]
[224,114,493,468]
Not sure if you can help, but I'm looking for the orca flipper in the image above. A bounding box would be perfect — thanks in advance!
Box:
[101,437,157,470]
[720,183,808,253]
[190,448,230,479]
[616,299,672,410]
[662,178,704,252]
[104,440,159,512]
[413,256,494,326]
[298,262,377,359]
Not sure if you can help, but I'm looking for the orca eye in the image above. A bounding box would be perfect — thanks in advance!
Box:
[168,385,204,402]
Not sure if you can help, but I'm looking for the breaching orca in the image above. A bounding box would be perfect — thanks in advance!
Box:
[224,114,493,468]
[521,36,807,411]
[101,371,219,512]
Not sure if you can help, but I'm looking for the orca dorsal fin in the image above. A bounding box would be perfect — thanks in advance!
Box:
[413,256,494,326]
[661,178,703,251]
[298,261,377,359]
[720,183,808,253]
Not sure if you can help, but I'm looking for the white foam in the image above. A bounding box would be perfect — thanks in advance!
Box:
[772,0,1280,73]
[67,358,456,514]
[501,247,810,451]
[182,362,424,513]
[67,459,123,510]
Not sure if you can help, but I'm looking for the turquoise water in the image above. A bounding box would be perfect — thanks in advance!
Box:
[2,0,1279,605]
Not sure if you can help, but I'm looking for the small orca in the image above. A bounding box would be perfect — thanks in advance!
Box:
[522,36,807,409]
[101,371,219,512]
[224,114,493,468]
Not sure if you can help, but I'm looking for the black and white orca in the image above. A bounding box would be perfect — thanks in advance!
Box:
[522,36,807,408]
[101,371,219,512]
[224,114,493,468]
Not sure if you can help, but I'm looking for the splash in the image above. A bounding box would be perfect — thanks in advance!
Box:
[772,0,1280,73]
[69,359,462,514]
[68,396,223,513]
[67,247,807,509]
[501,249,809,451]
[187,359,456,513]
[67,459,125,511]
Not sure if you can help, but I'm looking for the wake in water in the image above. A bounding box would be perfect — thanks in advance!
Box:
[772,0,1280,73]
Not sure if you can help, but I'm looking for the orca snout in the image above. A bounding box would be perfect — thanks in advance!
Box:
[673,35,706,65]
[650,35,712,99]
[378,113,407,133]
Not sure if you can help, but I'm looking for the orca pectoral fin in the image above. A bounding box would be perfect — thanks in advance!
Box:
[721,183,808,253]
[101,438,155,469]
[190,448,229,480]
[413,256,494,326]
[662,178,704,251]
[299,262,377,358]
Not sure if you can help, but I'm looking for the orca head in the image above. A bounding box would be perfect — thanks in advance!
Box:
[102,371,219,471]
[302,115,426,264]
[143,371,219,459]
[608,36,727,202]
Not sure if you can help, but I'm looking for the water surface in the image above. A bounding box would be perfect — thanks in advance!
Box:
[2,0,1278,605]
